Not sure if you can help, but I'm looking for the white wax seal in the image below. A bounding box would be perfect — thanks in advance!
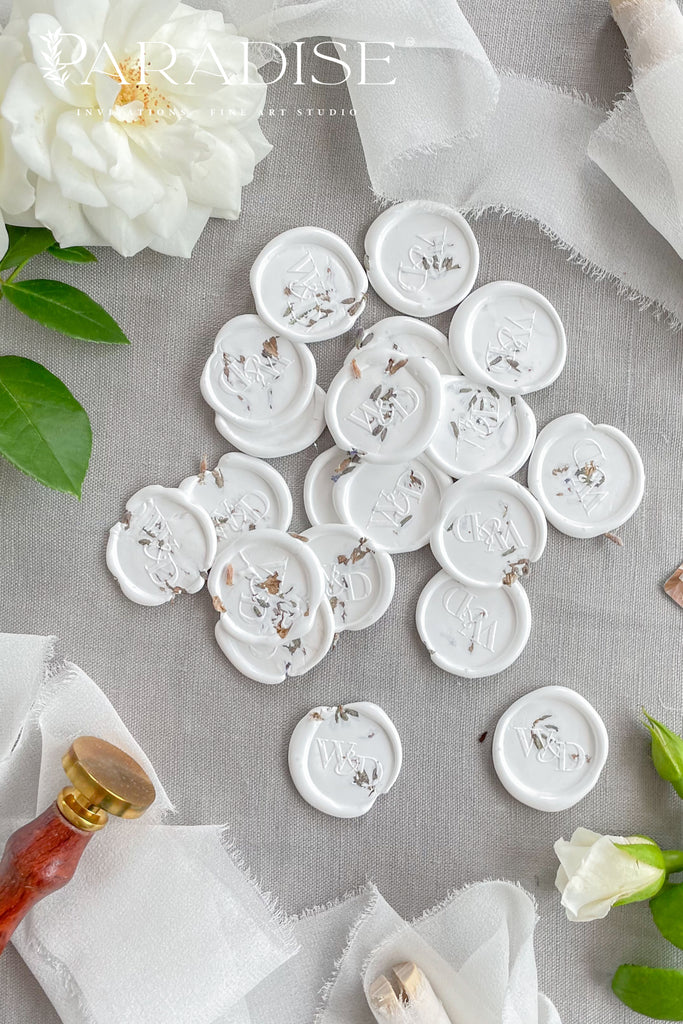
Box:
[492,685,609,811]
[416,570,531,678]
[107,485,216,606]
[288,701,402,818]
[214,599,335,685]
[527,413,645,538]
[449,281,567,395]
[215,385,326,458]
[426,375,536,478]
[208,528,325,644]
[250,226,368,344]
[325,349,442,463]
[334,456,450,554]
[364,201,479,316]
[431,474,547,587]
[303,446,362,527]
[179,453,292,549]
[302,524,396,632]
[200,314,316,427]
[344,316,458,375]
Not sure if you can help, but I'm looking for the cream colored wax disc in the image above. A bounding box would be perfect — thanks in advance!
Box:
[431,474,547,588]
[250,226,368,343]
[325,348,442,464]
[492,685,609,811]
[527,413,645,538]
[364,201,479,316]
[107,485,216,606]
[288,702,402,818]
[208,528,325,644]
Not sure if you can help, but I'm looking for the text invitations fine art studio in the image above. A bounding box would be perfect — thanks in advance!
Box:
[0,0,682,1022]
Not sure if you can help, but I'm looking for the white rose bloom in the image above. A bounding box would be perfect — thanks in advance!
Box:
[1,0,270,256]
[554,827,666,922]
[0,30,35,256]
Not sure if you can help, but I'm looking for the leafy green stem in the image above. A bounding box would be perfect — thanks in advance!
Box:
[663,851,683,875]
[4,256,32,284]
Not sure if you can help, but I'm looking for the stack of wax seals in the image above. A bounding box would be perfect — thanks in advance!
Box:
[108,199,646,700]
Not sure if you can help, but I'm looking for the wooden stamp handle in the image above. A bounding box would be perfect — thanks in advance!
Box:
[0,802,93,955]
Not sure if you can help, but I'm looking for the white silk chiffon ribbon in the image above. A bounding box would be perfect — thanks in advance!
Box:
[0,634,296,1024]
[225,0,683,326]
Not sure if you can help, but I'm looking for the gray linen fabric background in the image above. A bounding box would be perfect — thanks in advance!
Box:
[1,1,683,1021]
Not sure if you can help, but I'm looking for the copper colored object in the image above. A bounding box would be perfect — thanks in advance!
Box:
[665,563,683,608]
[0,736,155,956]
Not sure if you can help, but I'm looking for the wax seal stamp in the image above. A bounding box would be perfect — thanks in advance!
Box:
[303,446,361,527]
[416,570,531,678]
[333,455,450,554]
[107,485,216,606]
[364,200,479,316]
[325,348,442,463]
[288,701,402,818]
[214,599,335,685]
[302,524,396,632]
[345,315,458,375]
[0,736,155,955]
[250,226,368,343]
[449,281,567,395]
[214,384,326,458]
[426,375,536,478]
[180,453,292,549]
[492,685,609,811]
[528,413,645,538]
[200,314,316,428]
[208,528,325,644]
[431,474,547,587]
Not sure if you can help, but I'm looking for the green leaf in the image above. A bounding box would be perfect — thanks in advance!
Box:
[2,279,129,344]
[0,356,92,497]
[652,884,683,950]
[47,243,97,264]
[613,965,683,1020]
[0,226,56,271]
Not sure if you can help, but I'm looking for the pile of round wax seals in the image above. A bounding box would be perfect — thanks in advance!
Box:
[108,198,646,707]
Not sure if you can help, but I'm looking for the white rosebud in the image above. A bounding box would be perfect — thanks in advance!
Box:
[554,827,667,922]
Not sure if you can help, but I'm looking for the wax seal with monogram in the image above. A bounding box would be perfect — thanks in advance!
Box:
[426,374,537,479]
[344,315,459,375]
[416,569,531,678]
[527,413,645,538]
[302,524,396,632]
[208,529,326,644]
[492,685,609,811]
[107,485,217,606]
[200,314,317,427]
[431,474,547,588]
[364,200,479,317]
[214,598,335,685]
[325,347,443,463]
[449,281,567,395]
[303,446,361,527]
[250,226,368,343]
[333,455,451,554]
[288,702,402,818]
[180,453,293,550]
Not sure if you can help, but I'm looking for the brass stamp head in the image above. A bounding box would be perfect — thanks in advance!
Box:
[57,736,156,833]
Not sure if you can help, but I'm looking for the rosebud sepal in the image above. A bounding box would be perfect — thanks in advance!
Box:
[613,840,667,906]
